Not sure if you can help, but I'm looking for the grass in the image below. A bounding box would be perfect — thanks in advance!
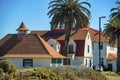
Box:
[102,71,119,76]
[102,71,120,80]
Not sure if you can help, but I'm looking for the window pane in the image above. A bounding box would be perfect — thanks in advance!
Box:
[52,58,56,63]
[23,59,33,67]
[69,45,73,53]
[57,59,61,63]
[100,42,103,49]
[88,45,89,53]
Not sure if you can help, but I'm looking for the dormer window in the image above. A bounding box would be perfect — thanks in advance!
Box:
[69,45,73,53]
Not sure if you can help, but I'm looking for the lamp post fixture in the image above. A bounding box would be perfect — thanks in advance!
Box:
[99,16,106,72]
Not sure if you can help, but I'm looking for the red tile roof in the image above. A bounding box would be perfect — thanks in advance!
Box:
[88,27,107,41]
[0,34,65,58]
[57,29,88,40]
[108,53,117,60]
[30,29,88,57]
[16,22,29,31]
[31,29,88,40]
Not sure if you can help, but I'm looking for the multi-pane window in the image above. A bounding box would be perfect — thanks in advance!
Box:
[52,58,61,64]
[23,59,33,67]
[51,58,62,66]
[69,45,73,53]
[100,42,103,49]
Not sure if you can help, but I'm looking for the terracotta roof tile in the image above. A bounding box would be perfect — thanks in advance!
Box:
[108,53,117,60]
[0,34,65,58]
[57,29,88,40]
[88,28,107,41]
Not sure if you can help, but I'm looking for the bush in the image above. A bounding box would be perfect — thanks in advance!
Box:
[19,67,63,80]
[0,60,17,74]
[0,68,4,80]
[34,67,62,80]
[47,66,78,80]
[76,67,108,80]
[47,66,108,80]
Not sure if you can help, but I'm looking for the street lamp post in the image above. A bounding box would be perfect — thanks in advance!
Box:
[99,16,106,72]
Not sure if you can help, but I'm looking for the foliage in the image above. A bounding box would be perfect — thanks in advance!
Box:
[47,0,91,59]
[102,71,120,76]
[19,67,63,80]
[47,0,91,29]
[0,60,17,74]
[76,67,108,80]
[104,1,120,72]
[0,60,18,80]
[48,66,78,80]
[0,68,4,80]
[47,66,108,80]
[110,1,120,18]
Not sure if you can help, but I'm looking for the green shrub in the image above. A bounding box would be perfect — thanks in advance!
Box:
[0,60,17,74]
[19,67,63,80]
[76,67,108,80]
[47,66,108,80]
[34,67,62,80]
[0,68,4,80]
[48,66,78,80]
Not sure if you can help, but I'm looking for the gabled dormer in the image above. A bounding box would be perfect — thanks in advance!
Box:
[16,22,29,34]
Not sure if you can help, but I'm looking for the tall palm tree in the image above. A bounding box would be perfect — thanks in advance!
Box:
[104,1,120,72]
[47,0,91,64]
[110,1,120,18]
[104,17,120,72]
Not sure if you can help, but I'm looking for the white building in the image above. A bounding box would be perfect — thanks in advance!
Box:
[0,22,65,69]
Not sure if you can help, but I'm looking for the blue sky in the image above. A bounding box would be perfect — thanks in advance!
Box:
[0,0,117,39]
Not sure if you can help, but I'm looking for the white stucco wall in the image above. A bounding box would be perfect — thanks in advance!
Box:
[92,41,107,68]
[70,58,83,66]
[106,43,117,56]
[84,32,93,68]
[6,57,51,69]
[84,32,93,58]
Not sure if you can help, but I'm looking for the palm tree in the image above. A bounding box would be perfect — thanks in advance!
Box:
[104,17,120,72]
[47,0,91,65]
[110,1,120,18]
[104,1,120,72]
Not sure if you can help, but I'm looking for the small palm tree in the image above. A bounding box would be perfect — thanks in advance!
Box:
[104,17,120,72]
[47,0,91,65]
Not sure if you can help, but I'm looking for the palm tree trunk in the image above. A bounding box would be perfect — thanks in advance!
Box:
[117,35,120,72]
[64,22,71,65]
